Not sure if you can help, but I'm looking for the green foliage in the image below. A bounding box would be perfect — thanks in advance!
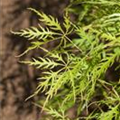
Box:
[13,0,120,119]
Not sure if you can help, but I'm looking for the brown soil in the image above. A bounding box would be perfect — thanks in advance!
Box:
[0,0,68,120]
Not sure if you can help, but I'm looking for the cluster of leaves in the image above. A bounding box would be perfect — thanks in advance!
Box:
[13,0,120,120]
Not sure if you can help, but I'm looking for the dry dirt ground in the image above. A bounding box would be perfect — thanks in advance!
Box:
[0,0,68,120]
